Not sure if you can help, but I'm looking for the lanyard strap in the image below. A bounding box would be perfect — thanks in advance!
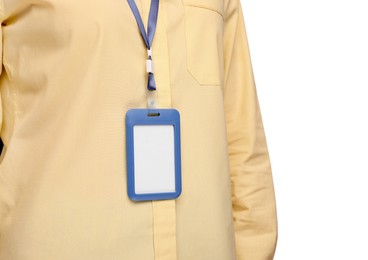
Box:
[127,0,160,91]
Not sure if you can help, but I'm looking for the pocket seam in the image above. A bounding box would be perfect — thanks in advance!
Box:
[182,4,224,86]
[182,4,224,19]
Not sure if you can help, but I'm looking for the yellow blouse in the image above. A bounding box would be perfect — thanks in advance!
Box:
[0,0,277,259]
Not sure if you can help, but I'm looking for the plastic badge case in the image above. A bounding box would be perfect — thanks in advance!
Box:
[126,109,182,201]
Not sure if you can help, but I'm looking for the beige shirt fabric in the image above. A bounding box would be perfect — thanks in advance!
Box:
[0,0,277,259]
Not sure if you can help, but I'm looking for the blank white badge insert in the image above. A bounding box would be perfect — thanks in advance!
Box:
[133,124,176,194]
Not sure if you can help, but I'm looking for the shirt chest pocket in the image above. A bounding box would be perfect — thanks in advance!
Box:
[182,0,225,86]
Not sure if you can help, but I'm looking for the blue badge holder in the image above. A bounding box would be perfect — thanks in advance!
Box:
[126,109,182,201]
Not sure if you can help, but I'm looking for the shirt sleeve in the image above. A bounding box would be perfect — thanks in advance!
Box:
[223,0,278,259]
[0,4,4,135]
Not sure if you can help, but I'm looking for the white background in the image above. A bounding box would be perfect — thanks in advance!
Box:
[240,0,368,259]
